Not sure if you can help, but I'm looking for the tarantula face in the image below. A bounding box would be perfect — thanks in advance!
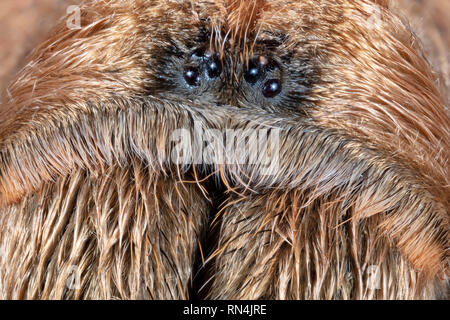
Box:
[0,0,448,300]
[141,0,323,115]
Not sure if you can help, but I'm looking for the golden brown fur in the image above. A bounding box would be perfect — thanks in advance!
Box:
[0,0,448,299]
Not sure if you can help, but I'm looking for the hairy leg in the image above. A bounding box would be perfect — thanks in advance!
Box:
[0,163,209,299]
[209,189,446,300]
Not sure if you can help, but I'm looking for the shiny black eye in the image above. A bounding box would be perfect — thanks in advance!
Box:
[244,59,262,84]
[262,79,282,98]
[183,67,201,86]
[207,58,222,79]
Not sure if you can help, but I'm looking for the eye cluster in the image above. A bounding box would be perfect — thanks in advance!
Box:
[183,47,222,88]
[244,56,282,98]
[181,48,283,101]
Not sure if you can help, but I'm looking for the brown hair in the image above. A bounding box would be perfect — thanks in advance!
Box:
[0,0,448,299]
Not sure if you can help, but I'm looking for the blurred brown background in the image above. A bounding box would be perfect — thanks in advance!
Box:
[0,0,448,100]
[0,0,77,94]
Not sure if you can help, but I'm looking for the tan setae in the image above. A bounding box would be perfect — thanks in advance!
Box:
[0,0,448,299]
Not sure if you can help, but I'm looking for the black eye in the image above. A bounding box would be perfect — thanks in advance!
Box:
[262,79,282,98]
[244,59,262,84]
[183,67,201,86]
[193,47,207,58]
[207,58,221,79]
